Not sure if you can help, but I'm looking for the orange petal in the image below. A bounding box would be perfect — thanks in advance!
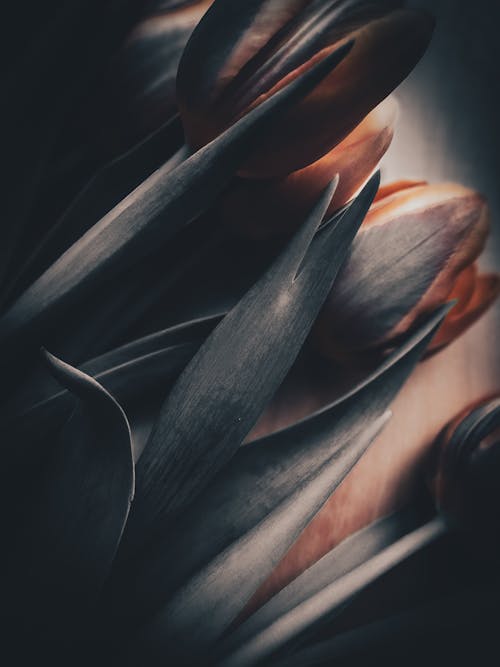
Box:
[428,272,500,352]
[242,10,433,177]
[219,97,397,238]
[179,7,433,177]
[312,183,491,363]
[443,263,477,318]
[374,179,428,203]
[369,183,490,342]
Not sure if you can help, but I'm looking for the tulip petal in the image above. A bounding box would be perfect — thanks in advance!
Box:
[373,179,427,203]
[220,97,397,238]
[1,314,223,464]
[0,40,355,350]
[2,350,134,638]
[314,184,490,360]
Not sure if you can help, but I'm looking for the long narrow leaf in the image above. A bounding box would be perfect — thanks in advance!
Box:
[1,115,185,305]
[0,40,354,346]
[120,173,376,555]
[220,507,428,656]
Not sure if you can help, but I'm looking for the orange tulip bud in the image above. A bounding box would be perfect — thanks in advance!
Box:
[314,182,498,362]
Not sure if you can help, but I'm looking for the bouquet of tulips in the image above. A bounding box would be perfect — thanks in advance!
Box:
[1,1,499,665]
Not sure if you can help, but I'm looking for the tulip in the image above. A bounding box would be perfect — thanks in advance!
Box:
[177,0,434,177]
[314,181,500,362]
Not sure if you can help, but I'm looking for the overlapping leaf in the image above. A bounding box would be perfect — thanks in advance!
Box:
[102,304,450,628]
[119,174,378,556]
[0,40,353,347]
[130,414,391,663]
[1,314,222,463]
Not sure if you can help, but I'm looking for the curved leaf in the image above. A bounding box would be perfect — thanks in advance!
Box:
[1,115,185,306]
[2,351,134,638]
[1,314,222,463]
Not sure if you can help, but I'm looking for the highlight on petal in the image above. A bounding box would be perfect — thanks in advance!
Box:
[314,181,494,363]
[428,270,500,353]
[178,0,433,176]
[373,178,427,202]
[219,96,397,238]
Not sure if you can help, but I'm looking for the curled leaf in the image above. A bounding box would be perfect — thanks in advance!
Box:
[2,350,134,638]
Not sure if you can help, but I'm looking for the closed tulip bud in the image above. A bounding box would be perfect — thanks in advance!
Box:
[428,395,500,532]
[314,181,500,362]
[218,96,397,238]
[177,0,434,177]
